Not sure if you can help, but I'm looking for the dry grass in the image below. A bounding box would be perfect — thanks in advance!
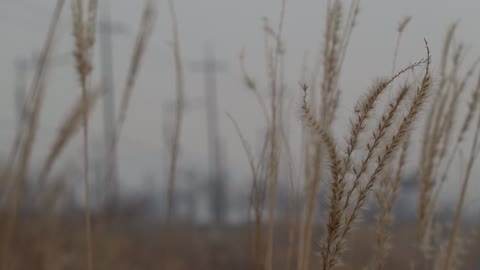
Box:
[165,0,185,227]
[1,0,480,270]
[39,87,103,186]
[1,1,66,269]
[0,219,466,270]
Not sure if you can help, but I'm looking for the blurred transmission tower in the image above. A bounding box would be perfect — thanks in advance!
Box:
[98,0,128,207]
[190,42,228,226]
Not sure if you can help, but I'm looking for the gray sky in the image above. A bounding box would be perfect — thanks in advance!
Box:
[1,0,480,209]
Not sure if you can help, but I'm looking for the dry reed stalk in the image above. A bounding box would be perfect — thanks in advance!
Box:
[240,26,284,268]
[104,0,155,206]
[274,22,298,270]
[456,69,480,143]
[311,41,430,270]
[264,36,280,270]
[263,2,287,270]
[296,87,317,270]
[297,2,360,269]
[441,97,480,270]
[422,24,457,151]
[337,0,359,70]
[165,0,185,226]
[296,143,323,270]
[286,194,299,270]
[432,220,478,270]
[278,113,298,270]
[370,169,394,270]
[301,89,342,270]
[39,87,103,185]
[340,59,426,216]
[42,176,67,215]
[465,218,480,269]
[299,105,334,270]
[239,49,270,123]
[71,0,98,269]
[341,79,418,214]
[226,114,261,263]
[295,112,317,270]
[370,137,409,270]
[117,0,156,131]
[414,24,478,269]
[254,137,270,270]
[435,45,476,159]
[370,23,412,264]
[228,113,271,270]
[429,61,480,212]
[320,0,342,126]
[300,51,310,85]
[296,2,354,268]
[314,61,425,270]
[392,16,412,74]
[415,27,457,268]
[420,23,456,163]
[1,2,65,269]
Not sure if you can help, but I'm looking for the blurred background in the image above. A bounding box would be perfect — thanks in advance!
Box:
[1,0,479,223]
[0,0,479,269]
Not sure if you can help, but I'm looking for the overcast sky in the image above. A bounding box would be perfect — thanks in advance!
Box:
[1,0,479,209]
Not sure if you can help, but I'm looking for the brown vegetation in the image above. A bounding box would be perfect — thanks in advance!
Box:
[1,0,479,270]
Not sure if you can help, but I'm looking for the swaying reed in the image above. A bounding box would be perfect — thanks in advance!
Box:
[1,1,65,270]
[301,41,431,270]
[71,0,98,269]
[165,0,185,226]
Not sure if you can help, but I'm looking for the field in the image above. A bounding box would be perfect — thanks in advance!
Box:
[7,217,475,270]
[1,0,480,269]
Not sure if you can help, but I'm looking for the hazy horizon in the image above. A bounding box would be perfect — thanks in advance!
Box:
[1,0,480,211]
